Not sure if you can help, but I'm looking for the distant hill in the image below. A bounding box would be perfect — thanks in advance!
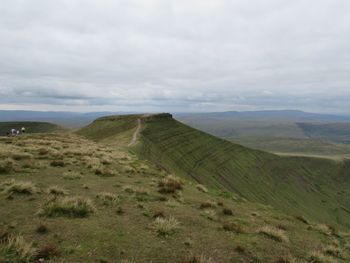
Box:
[176,110,350,157]
[176,110,350,122]
[0,121,63,135]
[80,114,350,229]
[0,110,135,128]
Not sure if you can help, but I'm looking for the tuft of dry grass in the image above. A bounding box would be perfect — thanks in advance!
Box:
[38,196,95,218]
[181,253,214,263]
[201,209,217,221]
[158,175,184,194]
[274,254,299,263]
[196,184,208,193]
[50,160,65,167]
[47,185,68,196]
[222,222,244,233]
[36,224,49,234]
[11,153,33,161]
[2,180,38,195]
[63,172,83,180]
[295,215,309,225]
[258,226,288,242]
[308,251,337,263]
[94,166,115,177]
[199,201,216,209]
[96,192,120,205]
[35,243,60,260]
[0,159,15,174]
[38,148,50,155]
[314,224,338,236]
[323,245,343,259]
[154,216,179,236]
[222,208,233,216]
[2,235,36,262]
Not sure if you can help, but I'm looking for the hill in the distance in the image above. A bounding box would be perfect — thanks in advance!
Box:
[175,110,350,158]
[0,110,134,128]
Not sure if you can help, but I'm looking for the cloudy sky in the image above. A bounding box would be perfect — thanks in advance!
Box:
[1,0,350,113]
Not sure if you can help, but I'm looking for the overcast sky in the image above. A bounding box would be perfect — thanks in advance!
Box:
[1,0,350,113]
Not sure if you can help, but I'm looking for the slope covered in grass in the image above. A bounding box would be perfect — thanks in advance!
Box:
[77,114,140,147]
[0,122,63,135]
[1,132,350,262]
[132,115,350,229]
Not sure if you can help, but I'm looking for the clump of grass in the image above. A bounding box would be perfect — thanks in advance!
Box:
[122,185,135,193]
[63,172,83,180]
[1,235,36,262]
[323,245,343,259]
[96,192,120,205]
[38,196,95,218]
[154,216,179,236]
[222,222,244,233]
[314,224,337,236]
[158,175,184,194]
[47,186,68,196]
[38,148,49,155]
[196,184,208,193]
[36,224,49,234]
[182,253,214,263]
[295,215,309,225]
[201,209,217,221]
[0,159,15,174]
[308,251,337,263]
[235,245,246,253]
[35,243,60,260]
[274,254,298,263]
[258,226,288,242]
[50,160,65,167]
[11,153,33,161]
[94,166,115,177]
[199,201,216,209]
[2,180,38,195]
[153,210,165,219]
[217,201,224,206]
[222,208,233,216]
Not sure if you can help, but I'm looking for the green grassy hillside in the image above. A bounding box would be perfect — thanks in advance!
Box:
[0,122,63,135]
[77,115,140,147]
[2,130,350,262]
[132,116,350,229]
[78,114,350,230]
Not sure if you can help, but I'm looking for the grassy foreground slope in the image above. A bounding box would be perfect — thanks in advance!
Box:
[1,132,350,262]
[0,122,63,136]
[130,115,350,229]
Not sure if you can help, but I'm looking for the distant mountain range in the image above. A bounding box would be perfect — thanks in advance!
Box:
[175,110,350,122]
[0,110,134,128]
[2,109,350,129]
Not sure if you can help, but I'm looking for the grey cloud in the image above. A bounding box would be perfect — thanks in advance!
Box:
[1,0,350,113]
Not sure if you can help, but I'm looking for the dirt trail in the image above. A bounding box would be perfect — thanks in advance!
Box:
[128,119,141,146]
